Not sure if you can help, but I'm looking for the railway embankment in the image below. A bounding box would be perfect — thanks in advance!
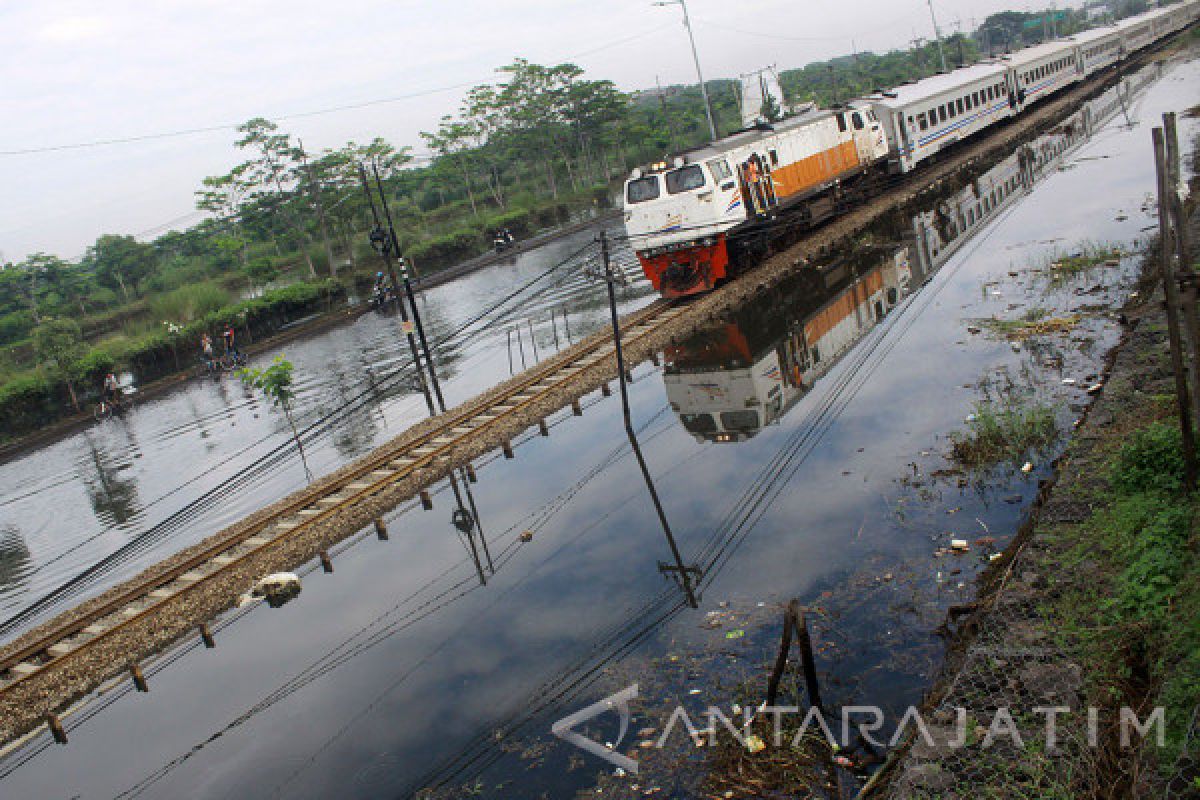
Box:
[873,207,1200,798]
[0,45,1179,749]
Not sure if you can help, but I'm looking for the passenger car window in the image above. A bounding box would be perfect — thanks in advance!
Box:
[626,175,660,204]
[665,164,706,194]
[917,112,928,130]
[852,112,864,130]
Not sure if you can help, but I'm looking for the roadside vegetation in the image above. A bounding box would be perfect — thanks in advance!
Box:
[1055,420,1200,785]
[0,6,1132,441]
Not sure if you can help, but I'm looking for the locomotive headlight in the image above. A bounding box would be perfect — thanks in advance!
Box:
[631,167,643,179]
[673,156,686,167]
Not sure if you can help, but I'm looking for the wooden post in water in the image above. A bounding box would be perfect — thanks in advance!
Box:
[1153,126,1197,490]
[527,319,540,363]
[374,517,389,540]
[465,463,477,483]
[502,441,514,459]
[571,399,583,416]
[130,664,148,692]
[47,713,67,745]
[419,490,433,511]
[601,383,612,397]
[200,624,215,649]
[765,600,822,710]
[319,550,334,573]
[538,419,549,436]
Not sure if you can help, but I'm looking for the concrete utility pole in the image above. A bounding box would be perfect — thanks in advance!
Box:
[654,0,718,142]
[927,0,949,72]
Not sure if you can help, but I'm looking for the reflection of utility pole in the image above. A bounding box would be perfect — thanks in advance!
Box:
[359,164,437,417]
[372,162,447,413]
[449,471,491,586]
[595,231,700,608]
[927,0,948,72]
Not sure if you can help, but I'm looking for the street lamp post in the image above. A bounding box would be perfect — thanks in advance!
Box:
[654,0,718,143]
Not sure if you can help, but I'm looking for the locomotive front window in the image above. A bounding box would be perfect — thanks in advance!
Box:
[706,158,732,182]
[720,411,759,432]
[626,175,661,204]
[666,165,706,194]
[680,413,717,434]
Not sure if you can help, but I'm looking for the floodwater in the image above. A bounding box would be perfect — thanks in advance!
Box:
[0,227,651,634]
[0,55,1196,799]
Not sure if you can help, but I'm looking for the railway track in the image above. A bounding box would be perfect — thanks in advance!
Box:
[0,297,688,709]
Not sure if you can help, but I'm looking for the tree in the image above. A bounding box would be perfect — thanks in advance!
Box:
[34,318,86,410]
[239,356,310,479]
[83,234,157,301]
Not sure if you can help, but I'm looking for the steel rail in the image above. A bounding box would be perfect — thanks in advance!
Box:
[0,298,684,695]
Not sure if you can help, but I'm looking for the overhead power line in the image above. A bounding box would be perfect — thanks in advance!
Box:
[0,25,672,158]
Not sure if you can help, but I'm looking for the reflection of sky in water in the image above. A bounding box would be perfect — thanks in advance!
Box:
[0,223,651,631]
[1,59,1197,799]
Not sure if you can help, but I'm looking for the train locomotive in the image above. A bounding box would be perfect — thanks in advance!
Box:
[623,0,1199,298]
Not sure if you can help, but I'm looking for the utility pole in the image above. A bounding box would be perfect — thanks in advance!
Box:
[594,230,699,608]
[654,0,718,142]
[299,139,337,277]
[372,162,447,413]
[927,0,949,72]
[358,164,437,417]
[655,75,679,151]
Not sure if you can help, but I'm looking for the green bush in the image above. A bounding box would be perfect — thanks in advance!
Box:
[0,311,34,347]
[1111,422,1187,495]
[0,373,55,437]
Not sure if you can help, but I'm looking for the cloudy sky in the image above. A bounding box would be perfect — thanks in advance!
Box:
[1,0,1033,262]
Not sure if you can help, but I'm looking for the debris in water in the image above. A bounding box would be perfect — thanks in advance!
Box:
[834,755,853,767]
[745,734,766,754]
[951,539,969,552]
[1021,462,1034,473]
[990,553,1004,562]
[251,572,302,607]
[519,530,534,542]
[725,629,745,640]
[967,325,982,334]
[1087,383,1103,395]
[1062,378,1077,385]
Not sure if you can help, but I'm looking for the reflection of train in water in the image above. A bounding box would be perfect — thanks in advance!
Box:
[623,1,1199,298]
[664,249,911,442]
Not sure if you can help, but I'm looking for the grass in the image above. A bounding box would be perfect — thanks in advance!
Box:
[148,282,232,325]
[1052,422,1199,780]
[970,307,1082,340]
[949,399,1058,468]
[1044,242,1125,285]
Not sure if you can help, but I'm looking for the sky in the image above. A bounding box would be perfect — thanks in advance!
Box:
[0,0,1042,262]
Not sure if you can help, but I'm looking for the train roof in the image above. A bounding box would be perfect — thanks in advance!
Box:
[998,38,1079,68]
[665,106,839,163]
[865,61,1008,109]
[1071,24,1123,45]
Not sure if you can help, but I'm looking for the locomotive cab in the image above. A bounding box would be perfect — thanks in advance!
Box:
[623,155,746,297]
